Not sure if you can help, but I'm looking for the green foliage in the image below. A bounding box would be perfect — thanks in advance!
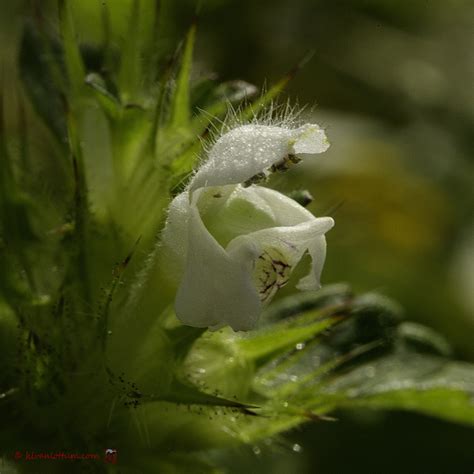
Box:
[0,1,473,473]
[169,22,196,128]
[321,352,474,426]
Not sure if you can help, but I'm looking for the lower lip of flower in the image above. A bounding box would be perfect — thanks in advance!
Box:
[253,246,292,303]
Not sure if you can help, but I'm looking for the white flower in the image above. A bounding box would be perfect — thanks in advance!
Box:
[162,123,334,331]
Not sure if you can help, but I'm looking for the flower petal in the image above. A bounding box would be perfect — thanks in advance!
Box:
[160,192,191,278]
[190,124,329,191]
[190,125,291,190]
[198,184,277,247]
[175,201,261,331]
[226,217,334,303]
[291,123,330,155]
[227,217,334,267]
[296,234,328,291]
[249,185,316,225]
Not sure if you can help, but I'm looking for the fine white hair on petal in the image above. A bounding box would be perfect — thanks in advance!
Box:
[190,125,292,191]
[160,192,191,276]
[189,123,329,191]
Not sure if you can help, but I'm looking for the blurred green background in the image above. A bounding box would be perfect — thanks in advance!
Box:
[1,0,473,472]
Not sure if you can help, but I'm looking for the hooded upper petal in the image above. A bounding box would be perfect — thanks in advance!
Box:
[189,124,329,191]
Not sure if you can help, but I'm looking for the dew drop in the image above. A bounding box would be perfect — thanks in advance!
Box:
[292,443,302,453]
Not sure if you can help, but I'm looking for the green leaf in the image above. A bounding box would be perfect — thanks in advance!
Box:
[58,0,86,98]
[238,307,344,365]
[396,321,453,357]
[99,238,141,349]
[319,292,403,355]
[254,339,382,400]
[117,0,142,103]
[166,326,207,362]
[0,92,38,296]
[62,105,92,305]
[169,23,196,128]
[263,283,353,322]
[320,352,474,426]
[85,72,121,119]
[156,379,256,412]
